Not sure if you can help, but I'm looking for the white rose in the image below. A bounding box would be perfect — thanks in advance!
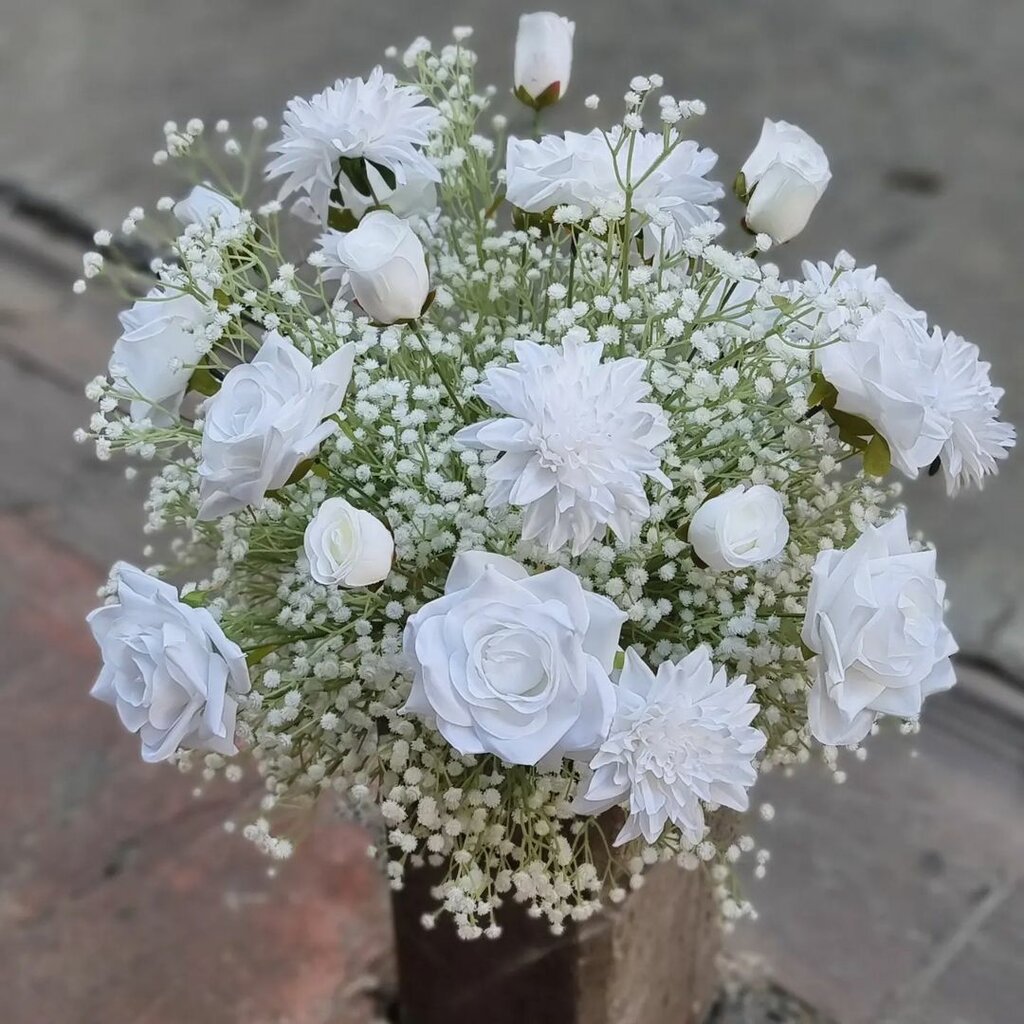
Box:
[173,184,242,229]
[318,210,430,324]
[802,511,958,746]
[197,331,355,520]
[304,497,394,586]
[88,562,251,763]
[110,287,212,426]
[740,119,831,243]
[514,12,575,109]
[402,552,626,766]
[818,309,950,477]
[689,485,790,571]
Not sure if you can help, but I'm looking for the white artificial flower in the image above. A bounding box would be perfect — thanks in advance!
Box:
[402,552,626,765]
[173,184,242,229]
[196,331,355,520]
[574,647,765,845]
[741,118,831,243]
[801,251,925,328]
[304,496,394,586]
[88,562,251,763]
[932,327,1016,495]
[802,510,958,746]
[110,287,212,426]
[505,128,723,255]
[513,12,575,109]
[316,210,430,324]
[456,336,671,555]
[817,309,950,477]
[689,484,790,571]
[267,67,441,224]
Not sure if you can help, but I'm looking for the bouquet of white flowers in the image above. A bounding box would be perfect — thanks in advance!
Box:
[77,13,1013,939]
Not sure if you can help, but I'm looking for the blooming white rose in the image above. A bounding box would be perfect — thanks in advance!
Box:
[402,552,626,766]
[456,335,671,555]
[574,647,765,845]
[931,327,1015,495]
[316,210,430,323]
[110,286,212,426]
[741,119,831,243]
[817,309,950,477]
[267,67,441,225]
[514,12,575,109]
[197,331,355,520]
[88,562,251,763]
[173,184,242,229]
[802,511,958,746]
[689,484,790,571]
[304,496,394,586]
[506,128,723,256]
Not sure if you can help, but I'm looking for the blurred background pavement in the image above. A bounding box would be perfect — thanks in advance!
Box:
[1,2,1022,1022]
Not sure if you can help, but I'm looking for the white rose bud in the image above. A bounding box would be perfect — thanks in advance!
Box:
[173,184,242,229]
[513,12,575,110]
[740,119,831,244]
[689,484,790,570]
[322,210,430,324]
[304,497,394,587]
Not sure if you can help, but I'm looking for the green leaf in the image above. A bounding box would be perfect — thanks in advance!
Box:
[245,643,280,666]
[807,373,838,410]
[188,367,221,397]
[180,589,208,607]
[771,295,795,314]
[862,433,892,478]
[284,458,315,486]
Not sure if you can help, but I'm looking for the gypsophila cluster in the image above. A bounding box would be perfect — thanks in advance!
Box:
[80,13,1013,939]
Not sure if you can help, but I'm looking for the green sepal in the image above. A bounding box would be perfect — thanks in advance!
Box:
[213,288,232,308]
[180,589,208,608]
[284,458,315,486]
[245,643,280,666]
[800,640,816,661]
[327,206,360,232]
[613,650,626,671]
[807,372,839,411]
[514,81,562,111]
[733,171,750,203]
[771,295,796,314]
[188,367,221,397]
[862,433,892,478]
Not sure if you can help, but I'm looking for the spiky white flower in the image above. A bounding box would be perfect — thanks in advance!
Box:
[931,328,1015,495]
[801,251,925,328]
[267,66,440,224]
[574,647,766,845]
[505,128,723,255]
[456,336,671,555]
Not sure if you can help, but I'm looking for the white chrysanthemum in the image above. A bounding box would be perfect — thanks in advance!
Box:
[267,66,440,224]
[574,647,766,846]
[505,128,723,254]
[932,327,1015,495]
[801,251,925,328]
[456,336,671,555]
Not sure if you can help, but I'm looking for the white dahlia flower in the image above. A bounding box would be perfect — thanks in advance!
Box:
[574,647,765,846]
[505,128,722,255]
[267,66,440,224]
[456,336,671,555]
[932,327,1016,495]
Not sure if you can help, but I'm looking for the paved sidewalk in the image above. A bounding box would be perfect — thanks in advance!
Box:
[2,2,1023,1021]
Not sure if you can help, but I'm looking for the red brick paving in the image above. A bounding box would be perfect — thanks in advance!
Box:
[0,512,392,1024]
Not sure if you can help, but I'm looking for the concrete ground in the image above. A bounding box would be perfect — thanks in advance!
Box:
[1,1,1022,1022]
